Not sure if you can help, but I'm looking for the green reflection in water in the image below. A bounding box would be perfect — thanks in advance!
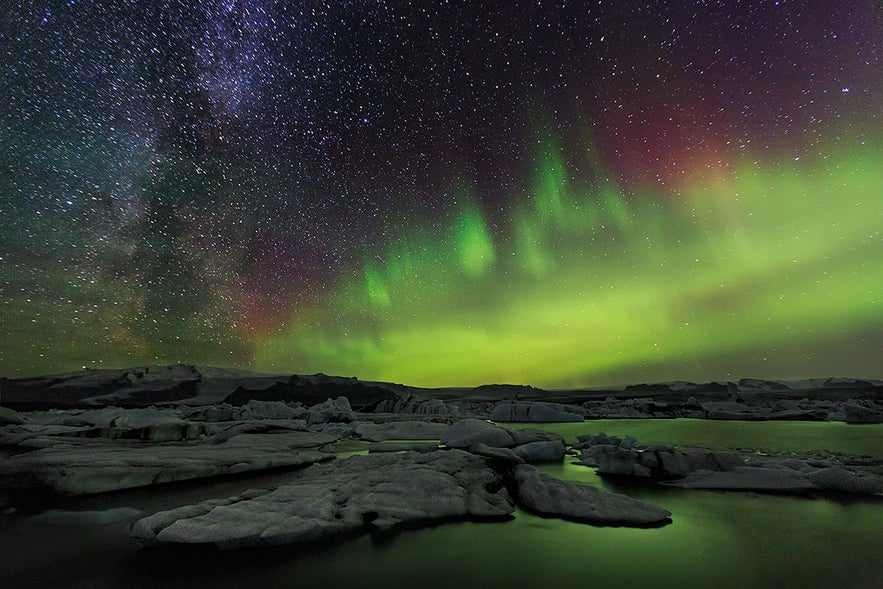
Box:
[2,423,882,589]
[507,419,883,457]
[510,459,883,589]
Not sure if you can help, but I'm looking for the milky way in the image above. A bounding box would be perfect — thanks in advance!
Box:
[1,1,881,387]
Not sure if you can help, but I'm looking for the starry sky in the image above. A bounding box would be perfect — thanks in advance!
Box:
[1,0,881,388]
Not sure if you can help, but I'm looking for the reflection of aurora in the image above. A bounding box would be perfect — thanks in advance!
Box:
[255,138,883,388]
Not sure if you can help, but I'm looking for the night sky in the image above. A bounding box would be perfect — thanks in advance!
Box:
[2,1,881,387]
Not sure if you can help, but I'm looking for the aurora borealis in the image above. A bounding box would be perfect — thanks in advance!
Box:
[1,1,881,387]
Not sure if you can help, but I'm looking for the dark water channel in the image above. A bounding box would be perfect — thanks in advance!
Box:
[2,420,881,589]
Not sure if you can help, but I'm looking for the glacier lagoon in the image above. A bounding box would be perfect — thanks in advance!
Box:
[2,419,881,589]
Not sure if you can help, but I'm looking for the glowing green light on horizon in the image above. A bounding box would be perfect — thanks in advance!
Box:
[255,136,883,388]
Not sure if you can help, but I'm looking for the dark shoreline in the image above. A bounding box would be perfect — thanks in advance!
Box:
[2,365,881,420]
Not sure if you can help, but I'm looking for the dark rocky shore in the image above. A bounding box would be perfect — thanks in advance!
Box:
[3,365,881,422]
[2,365,881,551]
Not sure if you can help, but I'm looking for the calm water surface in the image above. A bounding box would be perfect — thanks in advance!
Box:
[2,420,881,589]
[510,418,883,456]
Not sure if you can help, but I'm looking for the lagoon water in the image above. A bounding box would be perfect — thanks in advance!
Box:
[2,420,882,589]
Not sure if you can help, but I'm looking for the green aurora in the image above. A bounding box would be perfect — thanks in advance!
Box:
[253,136,883,388]
[4,2,881,387]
